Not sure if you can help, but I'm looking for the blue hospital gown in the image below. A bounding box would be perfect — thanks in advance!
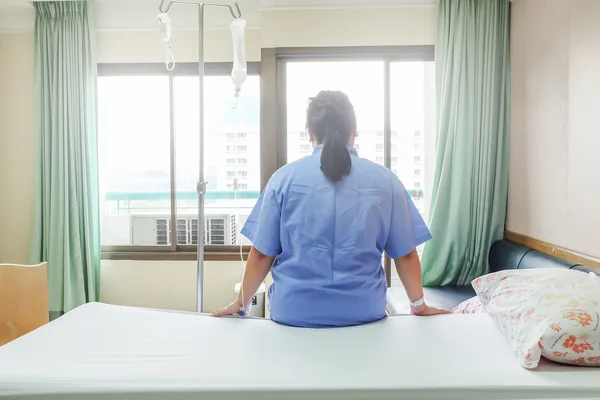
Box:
[241,146,431,328]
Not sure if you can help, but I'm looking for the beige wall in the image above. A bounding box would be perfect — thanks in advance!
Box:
[97,29,262,64]
[0,6,435,312]
[508,0,600,259]
[100,260,245,313]
[0,33,35,264]
[260,7,436,48]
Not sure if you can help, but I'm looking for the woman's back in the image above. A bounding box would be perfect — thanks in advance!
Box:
[237,90,430,328]
[242,146,430,327]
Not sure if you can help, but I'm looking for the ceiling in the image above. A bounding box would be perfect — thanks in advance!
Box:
[0,0,436,32]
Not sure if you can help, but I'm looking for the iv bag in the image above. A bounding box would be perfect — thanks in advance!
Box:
[157,13,172,43]
[230,18,247,107]
[157,13,175,71]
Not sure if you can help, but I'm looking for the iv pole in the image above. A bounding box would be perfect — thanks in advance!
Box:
[158,0,242,314]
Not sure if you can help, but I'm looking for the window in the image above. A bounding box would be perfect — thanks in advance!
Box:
[390,62,435,220]
[282,54,434,225]
[98,51,434,261]
[98,76,171,247]
[173,75,259,247]
[279,50,434,286]
[98,66,261,252]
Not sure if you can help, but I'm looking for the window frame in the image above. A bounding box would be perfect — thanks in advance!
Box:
[98,62,262,261]
[99,47,434,263]
[271,46,434,168]
[268,46,435,286]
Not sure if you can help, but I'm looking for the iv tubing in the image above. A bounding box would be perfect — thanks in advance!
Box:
[234,182,247,315]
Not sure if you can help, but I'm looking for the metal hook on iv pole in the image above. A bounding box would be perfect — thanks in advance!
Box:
[159,1,242,18]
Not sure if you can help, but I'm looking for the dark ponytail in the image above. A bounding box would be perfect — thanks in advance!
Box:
[320,127,351,182]
[306,91,357,182]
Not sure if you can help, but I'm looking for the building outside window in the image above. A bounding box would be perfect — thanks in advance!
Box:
[98,49,435,260]
[285,59,434,218]
[98,69,261,249]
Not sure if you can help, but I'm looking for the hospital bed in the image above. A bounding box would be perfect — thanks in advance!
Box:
[1,302,600,400]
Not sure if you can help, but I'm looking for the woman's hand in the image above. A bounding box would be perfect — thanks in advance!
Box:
[411,303,451,316]
[212,298,245,317]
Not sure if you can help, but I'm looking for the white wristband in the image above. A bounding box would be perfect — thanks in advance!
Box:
[410,297,425,308]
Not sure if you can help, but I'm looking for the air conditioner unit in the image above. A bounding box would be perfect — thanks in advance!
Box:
[131,214,238,246]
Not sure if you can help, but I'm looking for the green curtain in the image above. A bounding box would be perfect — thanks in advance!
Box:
[421,0,510,286]
[29,1,100,316]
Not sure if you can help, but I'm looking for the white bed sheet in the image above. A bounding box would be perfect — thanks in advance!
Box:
[0,302,599,400]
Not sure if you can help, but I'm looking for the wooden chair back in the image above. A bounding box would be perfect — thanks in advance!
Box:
[0,262,49,346]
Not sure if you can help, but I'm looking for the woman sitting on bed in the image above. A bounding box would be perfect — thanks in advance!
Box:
[213,90,449,327]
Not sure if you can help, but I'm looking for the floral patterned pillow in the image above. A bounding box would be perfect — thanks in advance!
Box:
[453,296,486,314]
[472,268,600,369]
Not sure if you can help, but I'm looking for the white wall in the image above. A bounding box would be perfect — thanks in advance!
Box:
[0,4,436,312]
[508,0,600,259]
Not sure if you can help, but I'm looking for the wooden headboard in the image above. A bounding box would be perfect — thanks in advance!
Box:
[505,231,600,272]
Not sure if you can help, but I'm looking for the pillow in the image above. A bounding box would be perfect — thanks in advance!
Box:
[472,268,600,369]
[453,296,485,314]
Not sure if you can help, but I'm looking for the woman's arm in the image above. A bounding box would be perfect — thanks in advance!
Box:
[394,249,450,316]
[212,247,274,317]
[239,247,275,308]
[394,249,424,303]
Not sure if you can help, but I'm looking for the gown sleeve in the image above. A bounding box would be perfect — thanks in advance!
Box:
[384,175,432,259]
[240,178,282,257]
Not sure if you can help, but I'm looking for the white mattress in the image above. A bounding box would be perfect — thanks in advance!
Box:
[1,303,599,400]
